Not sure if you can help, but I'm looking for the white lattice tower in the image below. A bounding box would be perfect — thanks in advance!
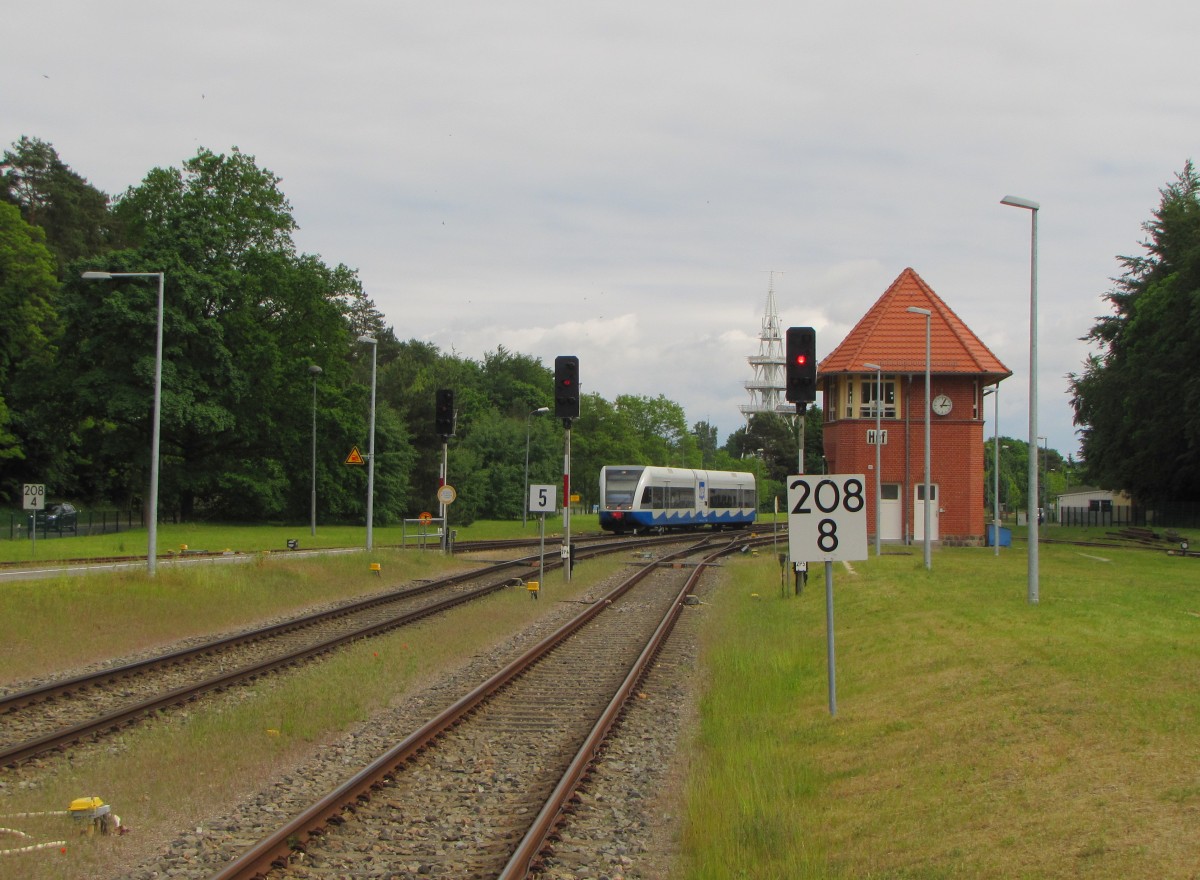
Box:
[740,273,787,421]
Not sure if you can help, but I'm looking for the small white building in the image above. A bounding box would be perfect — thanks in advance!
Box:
[1055,486,1133,524]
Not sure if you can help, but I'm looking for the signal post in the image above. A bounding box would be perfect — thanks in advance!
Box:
[554,356,580,582]
[785,327,817,593]
[436,390,456,553]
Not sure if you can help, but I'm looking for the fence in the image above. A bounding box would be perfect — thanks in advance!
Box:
[5,510,142,541]
[1058,502,1200,530]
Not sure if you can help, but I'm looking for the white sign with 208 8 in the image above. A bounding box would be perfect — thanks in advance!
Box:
[786,474,869,563]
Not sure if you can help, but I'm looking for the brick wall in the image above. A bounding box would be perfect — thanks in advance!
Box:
[824,377,986,543]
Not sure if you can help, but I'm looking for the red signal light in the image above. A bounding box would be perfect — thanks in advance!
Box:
[785,326,817,404]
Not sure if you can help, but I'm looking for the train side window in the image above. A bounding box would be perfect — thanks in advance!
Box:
[710,488,735,508]
[669,487,695,508]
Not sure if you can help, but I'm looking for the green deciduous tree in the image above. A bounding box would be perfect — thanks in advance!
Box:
[1070,161,1200,505]
[56,146,412,522]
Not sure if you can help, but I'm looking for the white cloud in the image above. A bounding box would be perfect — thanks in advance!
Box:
[7,0,1200,457]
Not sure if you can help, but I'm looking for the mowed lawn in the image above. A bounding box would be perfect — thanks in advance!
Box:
[682,536,1200,879]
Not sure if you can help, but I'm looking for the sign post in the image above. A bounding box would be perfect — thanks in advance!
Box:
[787,474,868,716]
[23,483,44,557]
[436,485,457,554]
[529,484,556,597]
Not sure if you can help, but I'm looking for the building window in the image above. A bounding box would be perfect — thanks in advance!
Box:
[823,378,837,422]
[859,377,897,419]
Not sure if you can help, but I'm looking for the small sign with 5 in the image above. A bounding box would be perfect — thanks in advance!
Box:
[528,484,556,514]
[787,474,868,563]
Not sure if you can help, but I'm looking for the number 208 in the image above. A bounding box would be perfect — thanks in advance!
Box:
[789,478,865,515]
[789,478,865,552]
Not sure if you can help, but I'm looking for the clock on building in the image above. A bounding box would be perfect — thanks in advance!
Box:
[932,394,953,416]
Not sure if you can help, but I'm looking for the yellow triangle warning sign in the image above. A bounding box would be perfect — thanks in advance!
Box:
[345,446,365,465]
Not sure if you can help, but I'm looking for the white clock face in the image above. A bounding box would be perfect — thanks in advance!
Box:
[932,394,952,416]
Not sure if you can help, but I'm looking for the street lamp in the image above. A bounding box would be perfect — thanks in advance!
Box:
[1001,194,1040,604]
[82,270,164,576]
[984,386,1000,557]
[906,306,932,570]
[524,406,550,527]
[1038,436,1048,523]
[863,362,883,557]
[357,335,378,551]
[309,364,323,536]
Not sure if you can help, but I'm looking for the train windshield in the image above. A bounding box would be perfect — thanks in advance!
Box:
[603,467,644,510]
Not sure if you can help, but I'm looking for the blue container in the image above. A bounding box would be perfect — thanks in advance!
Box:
[986,524,1012,547]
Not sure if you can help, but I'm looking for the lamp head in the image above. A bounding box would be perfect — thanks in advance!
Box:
[1000,195,1040,211]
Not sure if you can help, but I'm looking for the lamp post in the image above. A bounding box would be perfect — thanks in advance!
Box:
[1001,194,1040,604]
[357,335,378,551]
[1038,436,1048,524]
[309,364,323,536]
[524,406,550,527]
[984,386,1000,556]
[906,306,932,570]
[863,362,883,557]
[82,270,164,576]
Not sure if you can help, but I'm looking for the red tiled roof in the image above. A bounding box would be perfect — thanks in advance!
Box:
[819,268,1011,380]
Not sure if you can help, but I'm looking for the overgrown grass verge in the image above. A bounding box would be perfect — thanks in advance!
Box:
[679,542,1200,879]
[0,549,464,683]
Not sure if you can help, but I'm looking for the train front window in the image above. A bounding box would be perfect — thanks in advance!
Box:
[603,468,644,510]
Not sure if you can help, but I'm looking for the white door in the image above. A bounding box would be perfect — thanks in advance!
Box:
[913,483,940,542]
[880,483,903,541]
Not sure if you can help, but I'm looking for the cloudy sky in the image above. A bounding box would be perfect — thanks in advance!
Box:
[7,1,1198,458]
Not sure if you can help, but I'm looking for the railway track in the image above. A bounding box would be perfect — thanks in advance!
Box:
[197,533,757,880]
[0,532,715,769]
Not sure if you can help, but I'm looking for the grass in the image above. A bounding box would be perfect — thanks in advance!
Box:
[0,547,625,879]
[0,548,465,683]
[0,515,602,564]
[677,538,1200,879]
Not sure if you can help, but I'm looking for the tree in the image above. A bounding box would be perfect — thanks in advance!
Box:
[113,146,296,271]
[613,394,691,465]
[1070,161,1200,505]
[0,202,59,482]
[2,136,117,271]
[55,147,406,522]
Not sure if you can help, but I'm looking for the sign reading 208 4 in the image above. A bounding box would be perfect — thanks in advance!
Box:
[787,474,868,563]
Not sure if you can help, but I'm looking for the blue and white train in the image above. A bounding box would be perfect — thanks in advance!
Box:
[598,465,758,534]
